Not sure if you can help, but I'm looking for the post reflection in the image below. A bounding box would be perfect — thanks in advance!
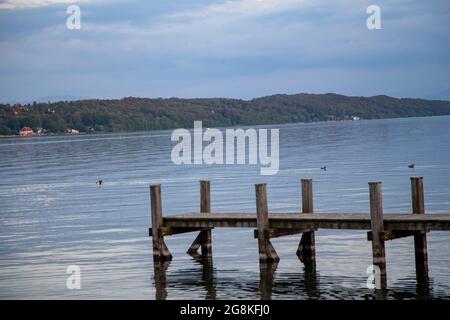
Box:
[153,258,171,300]
[259,261,278,300]
[190,253,217,299]
[153,254,217,300]
[415,258,431,297]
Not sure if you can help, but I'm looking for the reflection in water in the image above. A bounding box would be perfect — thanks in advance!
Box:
[415,258,431,298]
[153,254,217,300]
[259,261,278,300]
[190,253,217,300]
[153,254,436,300]
[153,259,170,300]
[153,254,324,300]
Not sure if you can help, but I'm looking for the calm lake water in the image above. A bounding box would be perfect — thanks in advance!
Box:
[0,116,449,300]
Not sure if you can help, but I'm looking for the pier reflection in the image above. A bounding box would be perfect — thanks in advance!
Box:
[190,253,217,299]
[153,259,170,300]
[259,261,278,300]
[415,258,431,297]
[152,257,432,299]
[152,258,320,300]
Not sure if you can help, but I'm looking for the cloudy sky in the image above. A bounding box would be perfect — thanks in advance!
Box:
[0,0,449,103]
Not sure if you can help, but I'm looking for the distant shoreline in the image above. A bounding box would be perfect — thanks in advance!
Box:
[2,93,450,137]
[1,114,449,139]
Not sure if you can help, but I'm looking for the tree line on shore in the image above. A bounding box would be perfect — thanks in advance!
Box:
[1,93,450,135]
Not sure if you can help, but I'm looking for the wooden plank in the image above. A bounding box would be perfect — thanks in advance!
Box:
[187,232,202,255]
[162,213,450,231]
[149,227,213,237]
[411,176,429,287]
[150,185,172,261]
[255,184,279,262]
[369,182,387,289]
[297,179,316,271]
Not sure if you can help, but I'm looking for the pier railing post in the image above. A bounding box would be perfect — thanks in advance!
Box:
[200,180,212,257]
[187,180,213,257]
[297,179,316,271]
[150,184,172,261]
[411,177,429,286]
[369,182,387,289]
[255,184,279,262]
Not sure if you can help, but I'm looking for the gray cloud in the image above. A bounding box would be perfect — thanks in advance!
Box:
[0,0,449,102]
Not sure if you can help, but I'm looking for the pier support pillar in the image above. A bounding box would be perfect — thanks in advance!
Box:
[150,184,172,261]
[255,184,279,262]
[369,182,387,290]
[187,180,213,257]
[411,177,429,287]
[297,179,316,271]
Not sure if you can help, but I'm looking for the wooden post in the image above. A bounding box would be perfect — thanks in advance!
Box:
[369,182,387,289]
[297,179,316,271]
[200,180,212,257]
[411,177,429,287]
[255,184,279,262]
[150,184,172,261]
[187,180,212,256]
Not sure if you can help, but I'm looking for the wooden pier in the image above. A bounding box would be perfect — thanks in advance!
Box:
[149,177,450,290]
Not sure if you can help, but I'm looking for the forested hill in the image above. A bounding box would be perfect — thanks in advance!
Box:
[1,93,450,135]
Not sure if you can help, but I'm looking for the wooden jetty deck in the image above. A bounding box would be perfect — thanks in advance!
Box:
[162,213,450,231]
[149,177,450,290]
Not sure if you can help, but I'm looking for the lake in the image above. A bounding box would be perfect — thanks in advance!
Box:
[0,116,449,299]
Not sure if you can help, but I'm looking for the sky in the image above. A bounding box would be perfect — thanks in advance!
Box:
[0,0,449,103]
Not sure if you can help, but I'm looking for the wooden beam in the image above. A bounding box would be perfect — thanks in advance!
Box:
[163,212,450,231]
[149,227,213,237]
[411,176,429,287]
[297,179,316,271]
[187,232,202,255]
[369,182,387,289]
[367,230,427,241]
[254,228,317,239]
[255,184,279,262]
[150,184,172,261]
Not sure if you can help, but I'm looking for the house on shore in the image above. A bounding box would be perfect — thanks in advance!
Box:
[66,128,80,134]
[19,127,34,136]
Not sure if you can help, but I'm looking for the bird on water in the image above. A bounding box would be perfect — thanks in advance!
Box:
[408,164,415,169]
[96,180,103,186]
[321,166,327,171]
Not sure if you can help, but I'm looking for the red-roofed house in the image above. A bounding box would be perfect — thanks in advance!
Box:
[19,127,34,136]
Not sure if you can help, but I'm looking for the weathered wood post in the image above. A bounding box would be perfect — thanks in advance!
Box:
[297,179,316,271]
[369,182,387,289]
[411,177,429,286]
[255,183,279,262]
[200,180,212,256]
[187,180,212,256]
[150,184,172,260]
